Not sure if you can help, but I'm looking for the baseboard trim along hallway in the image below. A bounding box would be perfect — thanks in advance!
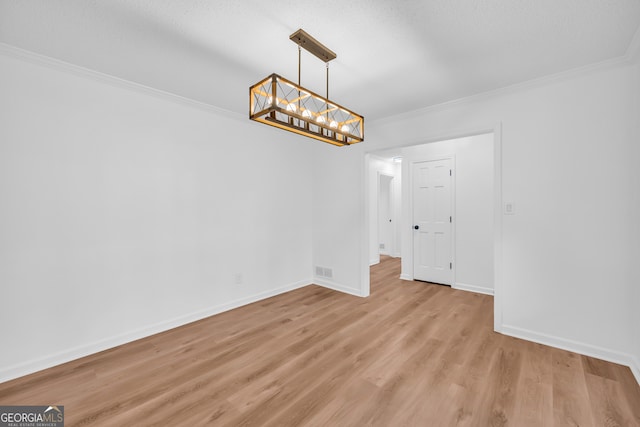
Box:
[502,324,640,388]
[453,282,494,296]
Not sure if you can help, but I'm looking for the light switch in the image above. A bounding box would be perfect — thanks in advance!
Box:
[504,202,515,215]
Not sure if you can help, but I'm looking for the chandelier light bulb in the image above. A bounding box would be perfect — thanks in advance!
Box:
[316,116,326,123]
[286,103,297,112]
[302,109,312,118]
[341,124,350,133]
[330,121,338,128]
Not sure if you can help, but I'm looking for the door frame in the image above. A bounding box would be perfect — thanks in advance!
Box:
[377,171,395,259]
[409,155,456,285]
[361,122,503,332]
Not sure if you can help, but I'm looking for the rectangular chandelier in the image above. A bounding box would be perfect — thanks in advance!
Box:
[250,74,364,146]
[249,30,364,147]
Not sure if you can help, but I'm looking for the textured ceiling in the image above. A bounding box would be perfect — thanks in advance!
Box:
[1,0,639,121]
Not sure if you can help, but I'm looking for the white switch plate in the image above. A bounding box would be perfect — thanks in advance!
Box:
[504,202,515,215]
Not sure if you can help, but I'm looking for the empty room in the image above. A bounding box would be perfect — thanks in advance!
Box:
[1,1,639,426]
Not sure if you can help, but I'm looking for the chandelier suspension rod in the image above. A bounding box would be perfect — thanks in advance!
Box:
[297,45,302,128]
[326,62,329,100]
[326,63,329,123]
[298,45,301,86]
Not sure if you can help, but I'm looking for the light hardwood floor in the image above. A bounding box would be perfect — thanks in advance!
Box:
[1,256,639,426]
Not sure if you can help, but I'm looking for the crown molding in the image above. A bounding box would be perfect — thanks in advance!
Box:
[2,37,636,130]
[370,53,633,128]
[0,42,246,122]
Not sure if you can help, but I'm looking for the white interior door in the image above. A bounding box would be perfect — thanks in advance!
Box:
[378,174,393,256]
[413,158,453,285]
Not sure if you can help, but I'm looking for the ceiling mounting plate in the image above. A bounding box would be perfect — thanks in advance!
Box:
[289,29,337,63]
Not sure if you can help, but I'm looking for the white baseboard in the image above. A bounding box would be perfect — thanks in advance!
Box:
[370,255,400,266]
[399,273,413,281]
[0,279,312,384]
[314,278,365,297]
[501,324,640,387]
[630,355,640,387]
[453,282,494,296]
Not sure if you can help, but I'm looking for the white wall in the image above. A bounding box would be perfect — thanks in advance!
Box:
[0,48,314,381]
[400,134,494,294]
[312,58,639,370]
[632,57,640,382]
[367,156,401,265]
[311,144,366,296]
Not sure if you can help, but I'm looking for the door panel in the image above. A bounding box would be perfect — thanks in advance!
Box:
[413,159,453,285]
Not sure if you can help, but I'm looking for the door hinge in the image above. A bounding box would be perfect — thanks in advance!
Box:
[449,216,452,223]
[450,169,452,176]
[450,262,452,270]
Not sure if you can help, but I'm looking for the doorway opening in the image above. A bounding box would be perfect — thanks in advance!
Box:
[365,128,501,331]
[367,155,401,267]
[378,174,394,258]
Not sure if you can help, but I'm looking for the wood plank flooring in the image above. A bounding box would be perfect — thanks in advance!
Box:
[1,256,639,426]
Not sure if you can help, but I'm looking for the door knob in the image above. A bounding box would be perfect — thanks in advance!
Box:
[414,225,419,230]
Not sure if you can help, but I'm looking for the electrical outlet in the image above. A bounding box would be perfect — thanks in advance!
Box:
[234,273,243,285]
